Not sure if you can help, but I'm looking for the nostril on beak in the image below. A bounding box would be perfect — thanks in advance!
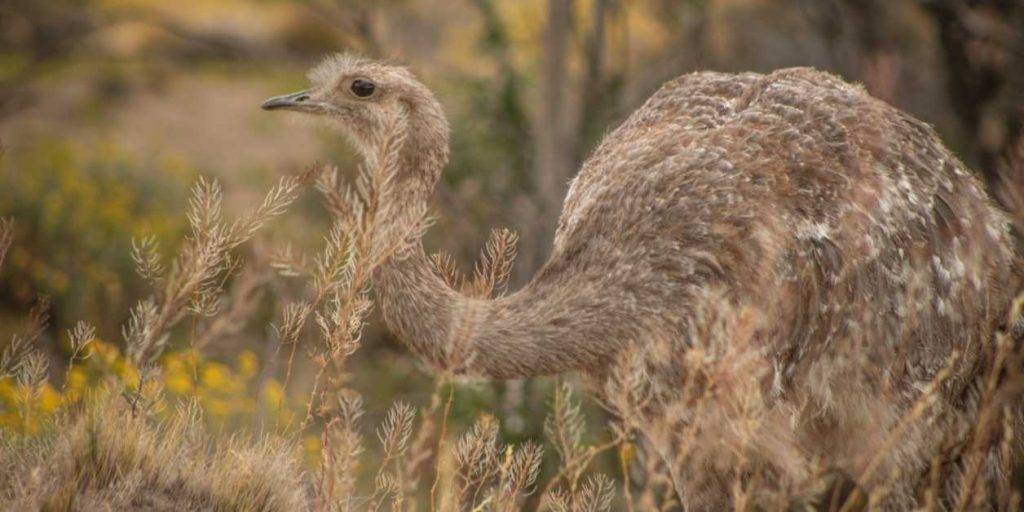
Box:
[295,94,309,102]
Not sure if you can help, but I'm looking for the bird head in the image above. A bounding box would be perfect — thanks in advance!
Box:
[261,53,448,161]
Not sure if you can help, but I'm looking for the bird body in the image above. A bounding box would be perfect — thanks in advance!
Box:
[557,66,1018,385]
[545,68,1022,507]
[264,57,1022,510]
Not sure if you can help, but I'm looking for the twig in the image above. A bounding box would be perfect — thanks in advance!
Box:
[430,377,456,512]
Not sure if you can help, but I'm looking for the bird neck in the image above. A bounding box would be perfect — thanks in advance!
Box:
[371,91,464,370]
[371,102,632,378]
[375,248,634,378]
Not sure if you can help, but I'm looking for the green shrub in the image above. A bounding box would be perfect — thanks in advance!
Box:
[0,138,191,334]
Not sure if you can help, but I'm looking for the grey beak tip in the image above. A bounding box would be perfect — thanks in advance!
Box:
[261,97,287,111]
[261,91,312,112]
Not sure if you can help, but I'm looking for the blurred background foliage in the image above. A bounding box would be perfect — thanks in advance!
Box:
[1,0,1022,498]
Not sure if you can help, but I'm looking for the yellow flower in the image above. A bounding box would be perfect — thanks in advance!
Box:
[201,362,231,391]
[164,370,195,395]
[261,379,284,407]
[203,396,231,418]
[0,377,17,404]
[87,340,120,367]
[619,442,635,467]
[304,434,321,464]
[66,366,89,391]
[236,351,259,380]
[115,360,140,389]
[38,384,61,413]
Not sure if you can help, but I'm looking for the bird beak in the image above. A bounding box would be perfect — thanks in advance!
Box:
[261,90,321,112]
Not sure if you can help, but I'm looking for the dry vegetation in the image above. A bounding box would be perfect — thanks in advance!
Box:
[0,218,12,273]
[0,129,631,511]
[1,398,307,511]
[0,117,1022,511]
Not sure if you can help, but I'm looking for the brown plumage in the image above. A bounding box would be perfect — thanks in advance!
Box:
[263,54,1023,509]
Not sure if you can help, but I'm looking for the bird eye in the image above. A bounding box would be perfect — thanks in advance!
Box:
[350,79,376,98]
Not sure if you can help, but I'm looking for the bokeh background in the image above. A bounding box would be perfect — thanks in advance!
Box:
[1,0,1023,497]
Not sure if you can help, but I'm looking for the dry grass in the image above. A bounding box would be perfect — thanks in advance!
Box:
[0,395,307,511]
[0,217,12,273]
[0,118,625,512]
[0,122,1022,511]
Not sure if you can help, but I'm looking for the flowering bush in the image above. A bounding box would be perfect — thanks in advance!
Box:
[0,339,305,436]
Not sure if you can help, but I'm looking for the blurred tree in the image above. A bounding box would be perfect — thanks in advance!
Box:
[922,0,1024,195]
[847,0,901,102]
[534,0,577,269]
[0,0,94,60]
[300,0,393,57]
[105,6,284,61]
[0,0,96,117]
[470,0,533,191]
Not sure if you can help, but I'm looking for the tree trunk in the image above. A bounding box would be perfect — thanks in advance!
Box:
[533,0,578,269]
[923,0,1024,195]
